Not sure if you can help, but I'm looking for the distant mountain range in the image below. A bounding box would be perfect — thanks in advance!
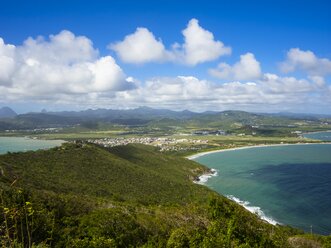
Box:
[43,106,200,120]
[0,106,330,131]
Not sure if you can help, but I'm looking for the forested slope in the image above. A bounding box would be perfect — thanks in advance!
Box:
[0,143,329,247]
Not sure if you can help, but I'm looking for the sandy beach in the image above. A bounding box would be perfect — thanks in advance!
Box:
[186,142,331,160]
[302,130,331,135]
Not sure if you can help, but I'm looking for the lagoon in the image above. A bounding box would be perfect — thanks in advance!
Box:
[0,137,64,154]
[193,144,331,235]
[303,131,331,141]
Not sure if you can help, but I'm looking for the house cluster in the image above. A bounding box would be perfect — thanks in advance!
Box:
[87,137,208,151]
[291,131,303,134]
[192,130,226,136]
[5,127,62,133]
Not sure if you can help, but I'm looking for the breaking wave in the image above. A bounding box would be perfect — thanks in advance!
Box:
[227,195,279,225]
[194,168,218,184]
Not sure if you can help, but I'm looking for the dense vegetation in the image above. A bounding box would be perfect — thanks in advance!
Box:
[1,143,330,247]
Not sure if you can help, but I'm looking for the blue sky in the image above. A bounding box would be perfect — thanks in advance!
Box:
[0,0,330,113]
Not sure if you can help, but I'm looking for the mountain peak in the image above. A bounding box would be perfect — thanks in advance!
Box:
[0,106,17,118]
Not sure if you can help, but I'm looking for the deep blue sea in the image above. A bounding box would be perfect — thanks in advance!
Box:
[0,137,64,154]
[194,144,331,235]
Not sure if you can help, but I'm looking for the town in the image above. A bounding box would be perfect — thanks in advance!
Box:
[87,137,209,152]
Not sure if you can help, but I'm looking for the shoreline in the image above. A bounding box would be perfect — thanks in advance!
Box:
[0,135,66,142]
[226,195,279,226]
[301,130,331,135]
[193,168,218,184]
[186,142,331,160]
[192,162,280,226]
[188,141,331,226]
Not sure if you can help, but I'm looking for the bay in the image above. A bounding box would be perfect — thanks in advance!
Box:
[0,136,64,154]
[193,144,331,235]
[303,131,331,141]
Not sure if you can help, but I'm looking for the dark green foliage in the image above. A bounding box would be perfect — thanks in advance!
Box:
[167,227,191,248]
[324,235,331,247]
[0,143,324,247]
[0,187,56,247]
[81,121,99,129]
[69,209,148,247]
[1,143,210,205]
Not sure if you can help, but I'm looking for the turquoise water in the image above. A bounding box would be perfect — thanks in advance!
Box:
[303,131,331,141]
[194,144,331,235]
[0,137,64,154]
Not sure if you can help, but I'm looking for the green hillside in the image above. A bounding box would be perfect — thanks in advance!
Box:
[0,143,330,247]
[1,143,210,205]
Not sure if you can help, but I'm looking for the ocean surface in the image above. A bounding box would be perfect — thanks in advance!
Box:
[193,144,331,235]
[303,131,331,141]
[0,137,64,155]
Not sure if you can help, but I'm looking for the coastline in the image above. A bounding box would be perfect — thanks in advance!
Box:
[186,142,331,160]
[226,195,279,225]
[0,135,66,142]
[191,160,280,226]
[301,130,331,135]
[188,141,331,227]
[193,168,218,184]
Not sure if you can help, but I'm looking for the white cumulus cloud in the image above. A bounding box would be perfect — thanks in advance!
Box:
[209,53,262,80]
[174,18,231,65]
[1,30,329,114]
[85,73,326,113]
[280,48,331,76]
[109,18,230,65]
[261,73,314,94]
[109,28,170,64]
[0,31,134,101]
[309,75,325,87]
[0,38,16,84]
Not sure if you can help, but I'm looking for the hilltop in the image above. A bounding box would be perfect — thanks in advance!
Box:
[1,143,330,247]
[1,142,210,205]
[0,106,17,119]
